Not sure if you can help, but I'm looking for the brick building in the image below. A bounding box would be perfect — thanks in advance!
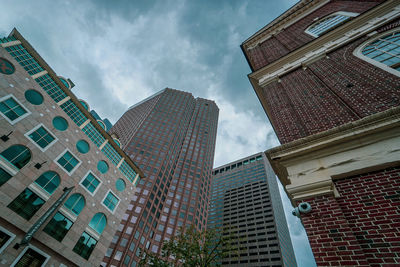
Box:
[0,29,143,266]
[242,0,400,266]
[208,153,297,267]
[102,89,219,266]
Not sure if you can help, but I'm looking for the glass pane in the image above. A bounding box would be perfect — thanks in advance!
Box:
[24,89,44,105]
[15,248,46,267]
[97,161,109,174]
[52,116,68,131]
[43,212,73,242]
[7,188,45,220]
[76,140,90,154]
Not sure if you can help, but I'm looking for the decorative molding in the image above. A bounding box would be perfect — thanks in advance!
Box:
[57,96,71,106]
[252,1,400,87]
[31,70,48,79]
[1,40,21,48]
[267,107,400,204]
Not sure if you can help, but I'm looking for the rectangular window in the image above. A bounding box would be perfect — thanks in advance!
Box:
[55,149,81,175]
[0,167,13,187]
[0,95,30,124]
[102,190,120,213]
[43,212,73,242]
[11,246,50,267]
[7,188,45,220]
[25,124,57,151]
[80,171,101,195]
[0,226,16,254]
[72,232,97,260]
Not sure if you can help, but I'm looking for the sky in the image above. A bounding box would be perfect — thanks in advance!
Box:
[1,1,316,266]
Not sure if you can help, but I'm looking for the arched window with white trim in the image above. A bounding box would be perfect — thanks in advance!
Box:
[305,11,358,38]
[355,29,400,76]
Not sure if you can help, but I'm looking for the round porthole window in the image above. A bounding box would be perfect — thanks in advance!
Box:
[0,58,15,75]
[59,77,70,89]
[24,89,44,105]
[97,160,109,174]
[76,140,90,154]
[116,179,126,192]
[52,116,68,131]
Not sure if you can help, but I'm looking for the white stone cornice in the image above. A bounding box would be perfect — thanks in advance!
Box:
[1,40,21,48]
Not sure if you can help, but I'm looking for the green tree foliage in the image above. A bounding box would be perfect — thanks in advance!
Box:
[139,225,238,267]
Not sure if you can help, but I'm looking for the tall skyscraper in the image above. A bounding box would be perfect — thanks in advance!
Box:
[242,0,400,265]
[0,29,143,267]
[208,153,296,267]
[102,88,219,266]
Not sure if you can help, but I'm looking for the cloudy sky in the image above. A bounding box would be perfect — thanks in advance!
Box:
[1,0,315,266]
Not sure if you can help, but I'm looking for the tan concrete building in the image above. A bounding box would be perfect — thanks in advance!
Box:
[0,28,144,267]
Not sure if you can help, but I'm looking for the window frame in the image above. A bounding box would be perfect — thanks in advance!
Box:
[101,190,120,214]
[0,94,31,125]
[354,27,400,78]
[0,225,16,254]
[79,171,102,196]
[10,244,50,267]
[24,123,58,152]
[305,11,359,38]
[54,148,82,176]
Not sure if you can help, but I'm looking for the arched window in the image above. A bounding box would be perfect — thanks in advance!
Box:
[34,171,60,195]
[1,145,31,169]
[88,213,107,234]
[305,12,358,38]
[356,29,400,75]
[64,193,85,216]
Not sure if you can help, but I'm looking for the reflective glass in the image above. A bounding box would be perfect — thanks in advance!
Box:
[116,179,126,192]
[43,212,73,241]
[76,140,90,154]
[52,116,68,131]
[7,188,45,220]
[89,213,107,234]
[97,160,109,174]
[1,144,31,169]
[64,193,85,216]
[35,171,60,194]
[24,89,44,105]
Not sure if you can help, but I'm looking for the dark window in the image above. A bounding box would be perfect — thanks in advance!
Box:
[72,232,97,260]
[1,145,31,169]
[14,248,47,267]
[43,212,73,241]
[0,167,12,187]
[7,188,45,220]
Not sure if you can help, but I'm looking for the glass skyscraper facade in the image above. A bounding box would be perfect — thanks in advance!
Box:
[208,153,297,267]
[102,88,219,266]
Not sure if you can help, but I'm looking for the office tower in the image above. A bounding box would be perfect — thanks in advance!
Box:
[208,153,296,267]
[0,29,143,267]
[102,88,219,266]
[242,0,400,265]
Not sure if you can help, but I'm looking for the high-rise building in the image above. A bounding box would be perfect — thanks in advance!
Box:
[208,153,297,267]
[0,29,143,267]
[102,88,219,266]
[242,0,400,265]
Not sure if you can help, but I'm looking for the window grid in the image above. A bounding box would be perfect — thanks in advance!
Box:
[362,31,400,70]
[101,142,122,166]
[57,151,80,173]
[60,100,87,126]
[119,161,137,184]
[103,191,119,212]
[5,44,44,75]
[35,74,68,102]
[307,14,351,37]
[82,123,106,147]
[0,36,16,44]
[28,126,56,149]
[0,96,28,122]
[81,173,100,194]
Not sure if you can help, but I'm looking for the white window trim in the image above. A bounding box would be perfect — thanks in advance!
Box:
[305,11,359,38]
[101,189,120,214]
[24,123,58,152]
[0,94,31,125]
[28,183,51,201]
[0,225,16,254]
[85,226,101,240]
[59,206,77,222]
[0,156,19,176]
[10,244,50,267]
[54,148,82,176]
[353,27,400,78]
[79,170,102,196]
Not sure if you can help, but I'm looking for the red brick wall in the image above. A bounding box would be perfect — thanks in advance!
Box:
[301,167,400,266]
[246,0,383,71]
[258,25,400,144]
